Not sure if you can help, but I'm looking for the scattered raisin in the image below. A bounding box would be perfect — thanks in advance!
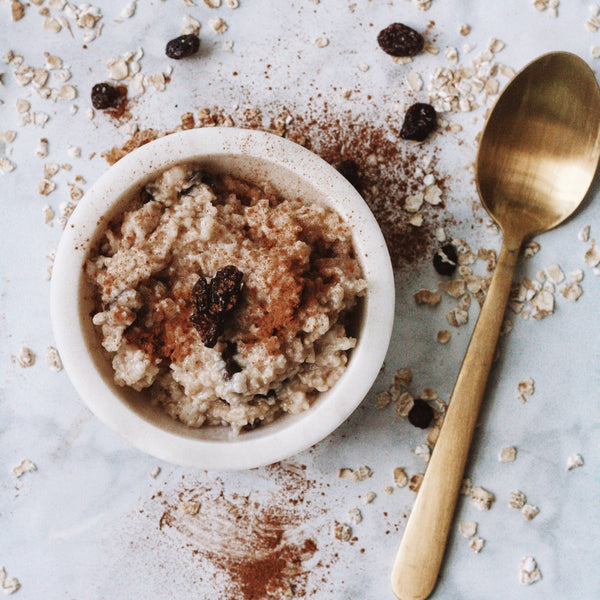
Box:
[90,82,120,110]
[400,103,437,142]
[336,159,362,193]
[377,23,424,57]
[165,33,200,59]
[433,243,458,276]
[209,265,244,314]
[408,399,434,429]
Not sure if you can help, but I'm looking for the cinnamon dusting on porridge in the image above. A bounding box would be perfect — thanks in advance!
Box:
[85,164,366,433]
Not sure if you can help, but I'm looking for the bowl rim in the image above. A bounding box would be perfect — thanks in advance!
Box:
[50,126,395,470]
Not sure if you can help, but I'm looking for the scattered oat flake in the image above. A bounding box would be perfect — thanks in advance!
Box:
[446,307,468,327]
[519,556,542,585]
[459,521,477,538]
[408,473,424,492]
[361,491,376,505]
[578,225,590,242]
[522,504,539,521]
[16,346,35,368]
[393,467,408,488]
[209,17,228,33]
[180,500,200,515]
[436,329,451,344]
[558,282,582,301]
[37,179,56,196]
[0,567,20,595]
[438,279,466,298]
[393,368,413,389]
[395,391,414,418]
[469,536,485,552]
[461,477,472,496]
[569,269,584,283]
[517,378,534,403]
[470,486,495,511]
[499,446,517,462]
[406,71,423,91]
[45,346,62,372]
[414,289,441,306]
[332,521,352,541]
[12,458,37,478]
[348,508,362,524]
[509,490,527,509]
[566,453,584,471]
[545,263,565,284]
[0,158,16,173]
[584,244,600,267]
[43,204,54,225]
[414,444,431,462]
[374,390,392,409]
[118,0,137,19]
[523,241,540,257]
[149,466,161,478]
[338,466,372,481]
[314,37,329,48]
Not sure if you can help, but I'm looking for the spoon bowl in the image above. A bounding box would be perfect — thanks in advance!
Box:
[391,52,600,600]
[477,52,600,245]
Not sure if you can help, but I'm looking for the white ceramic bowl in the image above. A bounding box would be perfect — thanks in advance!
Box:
[50,127,394,470]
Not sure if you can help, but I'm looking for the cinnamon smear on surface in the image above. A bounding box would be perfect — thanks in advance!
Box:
[154,462,327,599]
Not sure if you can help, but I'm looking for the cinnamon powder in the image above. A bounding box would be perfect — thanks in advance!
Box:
[154,462,327,599]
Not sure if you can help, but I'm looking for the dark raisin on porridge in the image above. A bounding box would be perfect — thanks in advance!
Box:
[400,103,437,142]
[165,33,201,59]
[85,166,367,433]
[433,243,458,276]
[377,23,424,57]
[190,266,244,348]
[91,82,120,110]
[208,265,244,315]
[408,399,434,429]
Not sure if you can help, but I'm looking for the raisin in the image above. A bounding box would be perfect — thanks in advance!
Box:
[400,103,437,142]
[190,311,221,348]
[433,243,458,276]
[90,82,120,110]
[181,170,217,195]
[377,23,424,57]
[191,275,210,314]
[190,266,244,348]
[165,33,200,59]
[209,265,244,314]
[243,418,262,431]
[336,159,362,193]
[408,399,434,429]
[140,186,154,204]
[222,341,242,378]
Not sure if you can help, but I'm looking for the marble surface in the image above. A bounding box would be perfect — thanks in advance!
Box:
[1,1,599,598]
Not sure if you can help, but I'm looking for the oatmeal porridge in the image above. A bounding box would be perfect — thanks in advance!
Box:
[85,164,367,433]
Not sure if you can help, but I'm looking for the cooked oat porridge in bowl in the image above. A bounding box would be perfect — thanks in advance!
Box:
[51,127,394,469]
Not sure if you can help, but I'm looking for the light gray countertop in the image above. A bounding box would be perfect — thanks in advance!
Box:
[1,1,599,598]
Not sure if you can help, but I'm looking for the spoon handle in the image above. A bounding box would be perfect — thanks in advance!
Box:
[391,241,521,600]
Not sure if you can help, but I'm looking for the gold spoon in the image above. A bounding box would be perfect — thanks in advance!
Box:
[391,51,600,600]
